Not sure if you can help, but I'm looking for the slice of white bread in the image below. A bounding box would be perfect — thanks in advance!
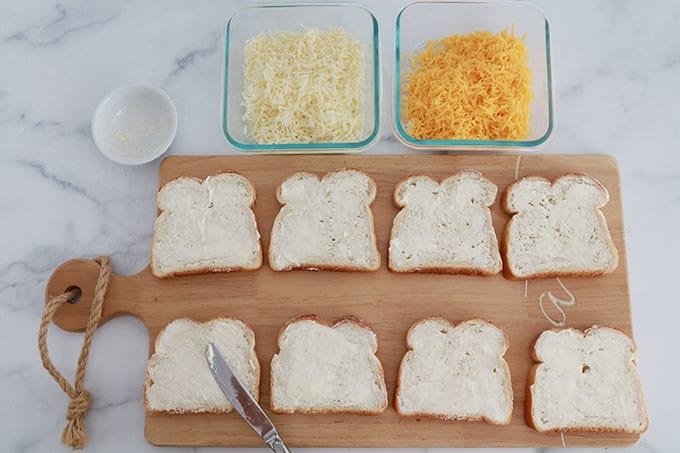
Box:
[270,315,388,414]
[144,318,260,414]
[268,169,380,271]
[527,326,648,433]
[501,173,618,280]
[151,172,263,278]
[395,318,513,424]
[389,171,502,275]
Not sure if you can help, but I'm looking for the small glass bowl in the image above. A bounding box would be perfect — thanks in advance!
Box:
[92,85,177,165]
[222,3,381,153]
[394,1,553,151]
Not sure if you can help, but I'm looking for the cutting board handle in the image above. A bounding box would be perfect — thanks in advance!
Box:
[45,258,139,332]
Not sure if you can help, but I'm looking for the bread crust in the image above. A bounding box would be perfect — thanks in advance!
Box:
[150,263,262,279]
[268,168,381,272]
[394,317,512,425]
[270,263,380,273]
[269,314,387,415]
[390,170,492,209]
[525,325,649,433]
[388,171,501,276]
[144,316,261,415]
[500,173,618,280]
[389,266,499,276]
[274,314,377,341]
[501,173,609,214]
[150,172,263,278]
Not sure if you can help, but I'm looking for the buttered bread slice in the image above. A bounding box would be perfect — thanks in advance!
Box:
[268,170,381,271]
[270,315,388,414]
[527,326,648,433]
[151,172,262,278]
[501,173,618,279]
[396,318,513,424]
[145,318,260,414]
[389,171,501,275]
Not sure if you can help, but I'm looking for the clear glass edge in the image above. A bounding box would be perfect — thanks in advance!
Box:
[222,2,382,153]
[392,0,554,151]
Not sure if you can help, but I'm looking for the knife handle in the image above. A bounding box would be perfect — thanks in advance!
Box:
[266,435,292,453]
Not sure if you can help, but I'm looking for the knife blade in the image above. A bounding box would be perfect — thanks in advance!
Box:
[205,343,291,453]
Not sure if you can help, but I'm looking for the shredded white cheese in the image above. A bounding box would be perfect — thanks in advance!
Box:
[242,27,366,144]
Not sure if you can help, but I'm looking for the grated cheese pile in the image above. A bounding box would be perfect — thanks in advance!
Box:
[405,28,532,141]
[243,27,365,144]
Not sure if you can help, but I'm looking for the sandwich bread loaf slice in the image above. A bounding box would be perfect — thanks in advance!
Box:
[151,172,262,278]
[527,326,648,433]
[389,171,502,275]
[501,173,618,280]
[268,169,380,271]
[395,318,513,424]
[144,317,260,414]
[270,315,388,414]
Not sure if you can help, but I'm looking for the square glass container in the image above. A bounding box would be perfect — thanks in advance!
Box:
[223,3,381,153]
[394,1,553,151]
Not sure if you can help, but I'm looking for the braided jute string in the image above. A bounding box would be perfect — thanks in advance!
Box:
[38,256,111,450]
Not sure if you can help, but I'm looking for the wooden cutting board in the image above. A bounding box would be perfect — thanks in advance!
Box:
[45,154,640,448]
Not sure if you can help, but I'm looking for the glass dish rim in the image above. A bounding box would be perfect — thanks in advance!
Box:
[222,2,382,152]
[393,0,554,150]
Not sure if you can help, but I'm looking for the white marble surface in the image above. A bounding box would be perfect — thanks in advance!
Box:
[1,0,678,451]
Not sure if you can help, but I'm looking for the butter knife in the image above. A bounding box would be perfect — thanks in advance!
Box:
[205,343,292,453]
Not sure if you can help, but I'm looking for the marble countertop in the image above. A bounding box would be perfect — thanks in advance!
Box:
[2,0,678,452]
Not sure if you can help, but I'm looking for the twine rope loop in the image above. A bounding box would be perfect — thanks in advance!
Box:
[38,256,111,450]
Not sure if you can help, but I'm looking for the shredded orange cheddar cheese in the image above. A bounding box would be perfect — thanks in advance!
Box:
[406,28,532,141]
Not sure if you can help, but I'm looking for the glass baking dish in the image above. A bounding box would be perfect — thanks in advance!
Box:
[222,3,381,153]
[394,1,553,151]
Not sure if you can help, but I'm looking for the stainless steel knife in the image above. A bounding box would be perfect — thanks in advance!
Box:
[205,343,292,453]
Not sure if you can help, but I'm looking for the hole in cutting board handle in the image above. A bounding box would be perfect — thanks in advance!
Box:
[65,285,82,304]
